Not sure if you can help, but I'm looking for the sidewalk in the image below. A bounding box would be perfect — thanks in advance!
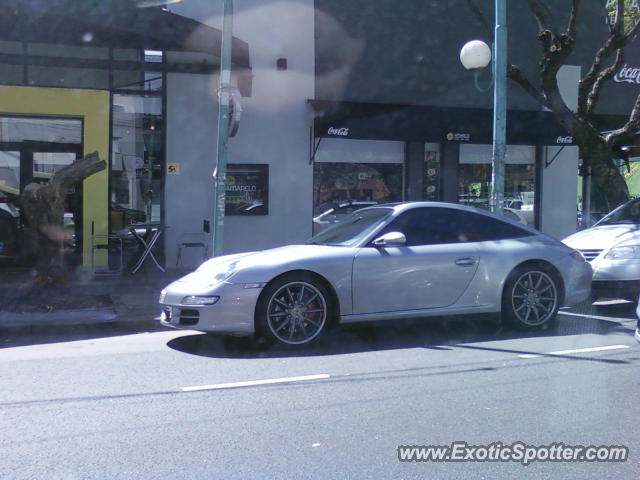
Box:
[0,267,186,328]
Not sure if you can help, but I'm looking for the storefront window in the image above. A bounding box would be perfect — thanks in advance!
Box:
[458,144,536,227]
[312,138,404,234]
[423,146,440,200]
[0,116,82,264]
[110,94,164,232]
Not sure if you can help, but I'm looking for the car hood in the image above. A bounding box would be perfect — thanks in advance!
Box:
[183,244,354,284]
[563,224,640,250]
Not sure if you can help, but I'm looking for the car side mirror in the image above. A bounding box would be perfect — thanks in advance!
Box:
[372,231,406,248]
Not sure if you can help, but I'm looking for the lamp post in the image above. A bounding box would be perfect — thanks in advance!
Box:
[459,0,507,215]
[212,0,234,256]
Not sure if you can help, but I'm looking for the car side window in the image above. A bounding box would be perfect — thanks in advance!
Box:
[457,210,531,241]
[380,208,462,245]
[380,207,531,246]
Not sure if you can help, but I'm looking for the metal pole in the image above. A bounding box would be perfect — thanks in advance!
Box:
[212,0,233,256]
[583,165,592,227]
[491,0,507,214]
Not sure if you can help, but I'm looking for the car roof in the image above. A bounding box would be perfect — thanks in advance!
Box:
[369,201,485,213]
[362,201,542,235]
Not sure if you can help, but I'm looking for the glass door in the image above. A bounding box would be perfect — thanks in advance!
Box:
[0,150,20,262]
[0,115,83,266]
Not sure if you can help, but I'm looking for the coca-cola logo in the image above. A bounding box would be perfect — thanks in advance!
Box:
[327,126,349,136]
[556,135,573,144]
[614,64,640,84]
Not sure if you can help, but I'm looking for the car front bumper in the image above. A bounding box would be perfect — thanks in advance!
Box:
[159,280,262,335]
[590,257,640,299]
[562,259,593,307]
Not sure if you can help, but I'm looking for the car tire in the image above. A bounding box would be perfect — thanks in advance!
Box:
[502,265,560,329]
[255,273,334,347]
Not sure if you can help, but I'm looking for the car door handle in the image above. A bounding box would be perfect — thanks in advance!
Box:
[454,257,477,266]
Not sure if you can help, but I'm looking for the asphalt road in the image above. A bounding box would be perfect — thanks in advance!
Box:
[0,301,638,479]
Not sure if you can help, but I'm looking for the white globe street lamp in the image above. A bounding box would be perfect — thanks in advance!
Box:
[459,40,492,71]
[459,1,508,216]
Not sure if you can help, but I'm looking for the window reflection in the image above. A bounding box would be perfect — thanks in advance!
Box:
[110,94,163,232]
[458,144,536,227]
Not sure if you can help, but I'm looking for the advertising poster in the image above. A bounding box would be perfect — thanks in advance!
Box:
[225,164,269,215]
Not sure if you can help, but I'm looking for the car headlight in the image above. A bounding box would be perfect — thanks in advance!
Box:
[605,245,640,260]
[181,296,220,305]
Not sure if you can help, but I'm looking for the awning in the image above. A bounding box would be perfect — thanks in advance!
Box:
[311,100,574,146]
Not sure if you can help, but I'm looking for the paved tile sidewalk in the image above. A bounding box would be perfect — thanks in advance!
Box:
[0,268,186,328]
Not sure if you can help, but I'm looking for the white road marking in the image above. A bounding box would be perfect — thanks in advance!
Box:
[558,311,635,322]
[181,374,331,392]
[519,345,630,359]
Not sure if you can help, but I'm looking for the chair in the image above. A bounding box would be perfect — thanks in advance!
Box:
[176,233,209,268]
[91,234,124,274]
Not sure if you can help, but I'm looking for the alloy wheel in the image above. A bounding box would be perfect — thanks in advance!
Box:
[266,281,327,345]
[510,270,558,326]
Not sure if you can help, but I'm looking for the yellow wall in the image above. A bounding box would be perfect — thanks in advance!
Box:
[0,85,110,266]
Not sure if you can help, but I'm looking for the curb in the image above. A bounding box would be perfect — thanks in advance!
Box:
[0,307,117,328]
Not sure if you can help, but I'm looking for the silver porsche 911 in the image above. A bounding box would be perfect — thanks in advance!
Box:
[159,202,592,346]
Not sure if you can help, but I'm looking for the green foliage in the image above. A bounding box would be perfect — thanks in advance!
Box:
[606,0,640,33]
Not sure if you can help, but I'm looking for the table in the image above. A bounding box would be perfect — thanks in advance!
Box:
[127,223,167,274]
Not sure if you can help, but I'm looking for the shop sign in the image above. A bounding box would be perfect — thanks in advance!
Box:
[327,126,350,137]
[446,132,471,142]
[556,135,573,144]
[614,64,640,85]
[225,164,269,215]
[167,163,180,175]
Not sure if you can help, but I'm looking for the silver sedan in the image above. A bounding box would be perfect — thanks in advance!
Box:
[159,202,592,346]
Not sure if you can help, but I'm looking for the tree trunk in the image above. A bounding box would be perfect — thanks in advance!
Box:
[587,153,629,214]
[575,128,629,214]
[19,151,105,286]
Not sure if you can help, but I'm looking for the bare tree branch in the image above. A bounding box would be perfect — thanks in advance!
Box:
[464,0,492,36]
[586,49,624,115]
[578,27,626,115]
[526,0,555,33]
[507,64,552,109]
[605,92,640,146]
[50,151,104,189]
[613,0,624,32]
[566,0,580,38]
[578,1,640,117]
[538,39,577,123]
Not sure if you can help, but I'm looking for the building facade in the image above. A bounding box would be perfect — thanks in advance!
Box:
[1,0,636,273]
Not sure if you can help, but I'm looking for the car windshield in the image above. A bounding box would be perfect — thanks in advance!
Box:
[308,207,392,246]
[597,199,640,225]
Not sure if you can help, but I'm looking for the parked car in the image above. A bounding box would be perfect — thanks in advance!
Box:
[504,197,535,227]
[563,197,640,302]
[159,201,592,346]
[635,297,640,343]
[233,200,266,214]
